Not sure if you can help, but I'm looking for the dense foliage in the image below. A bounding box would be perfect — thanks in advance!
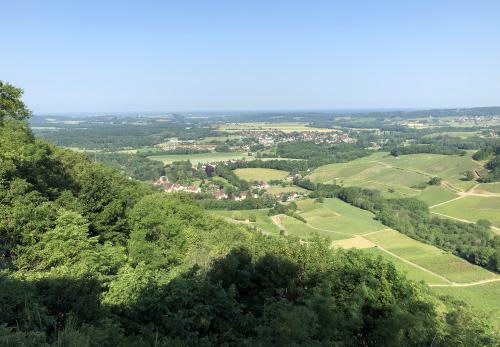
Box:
[197,194,275,210]
[2,85,499,345]
[164,160,206,184]
[95,152,165,181]
[475,143,500,182]
[390,144,465,156]
[33,118,219,151]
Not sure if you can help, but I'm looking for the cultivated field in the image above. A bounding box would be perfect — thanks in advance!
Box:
[148,151,252,165]
[431,196,500,228]
[280,215,349,240]
[234,168,289,182]
[362,247,450,284]
[210,209,280,235]
[218,122,335,133]
[364,229,496,283]
[415,185,459,206]
[309,152,483,200]
[297,198,387,236]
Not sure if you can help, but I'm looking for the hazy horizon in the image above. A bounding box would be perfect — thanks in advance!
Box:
[2,1,500,113]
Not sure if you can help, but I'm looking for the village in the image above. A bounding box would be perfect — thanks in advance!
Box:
[151,129,354,154]
[153,171,305,202]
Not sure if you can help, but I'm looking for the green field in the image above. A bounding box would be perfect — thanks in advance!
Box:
[431,282,500,328]
[234,168,289,182]
[148,151,252,165]
[210,209,280,235]
[280,215,349,240]
[476,182,500,193]
[365,229,496,283]
[423,131,482,139]
[309,152,482,199]
[296,198,386,236]
[199,135,242,143]
[266,186,307,194]
[363,247,449,284]
[432,196,500,227]
[416,186,459,206]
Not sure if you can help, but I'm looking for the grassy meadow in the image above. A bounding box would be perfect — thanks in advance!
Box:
[210,209,280,235]
[148,151,252,165]
[296,198,386,236]
[234,168,289,182]
[431,196,500,228]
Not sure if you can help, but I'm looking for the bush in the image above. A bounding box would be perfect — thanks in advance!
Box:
[428,177,441,185]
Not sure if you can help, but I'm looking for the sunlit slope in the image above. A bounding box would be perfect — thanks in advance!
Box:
[309,152,483,202]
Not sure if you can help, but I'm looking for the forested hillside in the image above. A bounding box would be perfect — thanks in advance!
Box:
[1,82,499,345]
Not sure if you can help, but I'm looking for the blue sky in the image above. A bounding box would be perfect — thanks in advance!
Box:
[2,1,500,113]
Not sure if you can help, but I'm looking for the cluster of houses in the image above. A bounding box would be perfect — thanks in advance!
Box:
[155,140,217,152]
[153,177,201,193]
[240,130,354,147]
[276,192,303,202]
[153,176,306,202]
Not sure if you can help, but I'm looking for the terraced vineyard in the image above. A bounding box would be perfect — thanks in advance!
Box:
[309,152,483,201]
[432,195,500,228]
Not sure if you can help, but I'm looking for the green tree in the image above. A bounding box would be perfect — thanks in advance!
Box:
[0,81,32,123]
[14,209,125,279]
[128,193,205,269]
[463,170,474,181]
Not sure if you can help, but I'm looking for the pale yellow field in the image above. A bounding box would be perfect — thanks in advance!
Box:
[234,168,289,182]
[218,122,336,133]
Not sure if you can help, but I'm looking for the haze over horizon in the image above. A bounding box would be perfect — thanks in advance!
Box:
[2,1,500,113]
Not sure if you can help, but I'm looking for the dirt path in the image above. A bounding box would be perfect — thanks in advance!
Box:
[303,223,353,236]
[429,195,466,208]
[271,215,284,230]
[441,180,462,193]
[366,242,454,284]
[429,184,500,209]
[362,236,500,287]
[428,278,500,287]
[361,228,390,236]
[430,211,471,223]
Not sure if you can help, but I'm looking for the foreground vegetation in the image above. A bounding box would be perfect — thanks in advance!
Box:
[3,82,500,345]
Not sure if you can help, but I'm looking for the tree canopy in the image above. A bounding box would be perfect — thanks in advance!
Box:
[0,81,32,123]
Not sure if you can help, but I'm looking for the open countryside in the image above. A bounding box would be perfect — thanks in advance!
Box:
[4,1,500,343]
